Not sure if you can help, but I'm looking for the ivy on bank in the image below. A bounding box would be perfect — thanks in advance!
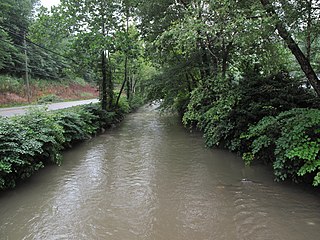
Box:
[0,102,127,190]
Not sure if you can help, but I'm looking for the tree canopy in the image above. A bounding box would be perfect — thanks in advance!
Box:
[1,0,320,186]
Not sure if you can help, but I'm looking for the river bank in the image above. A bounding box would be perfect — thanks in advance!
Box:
[0,101,129,191]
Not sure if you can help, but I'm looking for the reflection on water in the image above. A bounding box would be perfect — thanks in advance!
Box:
[0,105,319,240]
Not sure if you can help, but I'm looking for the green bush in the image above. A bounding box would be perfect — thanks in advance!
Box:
[117,96,131,114]
[225,72,318,151]
[0,75,24,94]
[184,72,320,152]
[0,108,65,189]
[17,108,65,164]
[183,78,218,129]
[242,108,320,186]
[129,95,145,112]
[83,104,118,130]
[54,107,98,147]
[0,102,127,190]
[37,94,61,104]
[182,71,320,187]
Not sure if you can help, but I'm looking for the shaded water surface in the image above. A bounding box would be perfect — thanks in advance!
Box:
[1,105,319,239]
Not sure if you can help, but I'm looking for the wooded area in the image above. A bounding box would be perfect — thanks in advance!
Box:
[1,0,320,186]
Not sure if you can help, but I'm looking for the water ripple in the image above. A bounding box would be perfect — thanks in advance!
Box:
[0,105,320,240]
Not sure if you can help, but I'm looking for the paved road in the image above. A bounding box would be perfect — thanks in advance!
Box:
[0,99,99,117]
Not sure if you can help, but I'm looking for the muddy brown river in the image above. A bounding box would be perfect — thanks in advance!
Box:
[0,105,319,239]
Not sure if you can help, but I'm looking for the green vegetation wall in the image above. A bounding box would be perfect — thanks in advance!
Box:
[135,0,320,186]
[0,102,127,190]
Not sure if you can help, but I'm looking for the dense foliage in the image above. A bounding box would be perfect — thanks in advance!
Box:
[1,0,320,187]
[0,102,127,190]
[0,0,71,80]
[0,0,150,110]
[135,0,320,186]
[242,109,320,186]
[0,108,64,189]
[184,72,319,150]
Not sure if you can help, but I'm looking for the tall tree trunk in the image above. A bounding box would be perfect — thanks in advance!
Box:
[100,1,107,110]
[116,75,127,107]
[221,39,232,80]
[201,44,211,78]
[306,0,312,61]
[260,0,320,97]
[101,51,108,110]
[132,74,138,93]
[195,2,210,79]
[125,6,130,101]
[106,52,114,109]
[306,0,312,88]
[125,55,130,100]
[115,3,129,107]
[101,21,107,110]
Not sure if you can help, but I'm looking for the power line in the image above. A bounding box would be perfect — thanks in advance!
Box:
[0,25,76,63]
[0,36,76,80]
[26,39,76,63]
[0,25,93,81]
[0,22,28,34]
[0,37,26,50]
[3,64,68,80]
[0,36,74,68]
[0,25,25,40]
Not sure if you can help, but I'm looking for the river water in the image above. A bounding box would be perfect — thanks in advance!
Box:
[0,105,319,240]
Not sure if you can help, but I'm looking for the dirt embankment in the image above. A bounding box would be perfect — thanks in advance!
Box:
[0,83,99,106]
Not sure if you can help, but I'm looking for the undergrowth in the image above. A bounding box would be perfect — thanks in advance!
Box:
[182,71,320,186]
[242,108,320,186]
[0,101,127,190]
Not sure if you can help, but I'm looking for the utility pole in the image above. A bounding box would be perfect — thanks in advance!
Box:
[23,32,31,103]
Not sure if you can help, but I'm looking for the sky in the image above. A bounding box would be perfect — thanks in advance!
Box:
[41,0,61,9]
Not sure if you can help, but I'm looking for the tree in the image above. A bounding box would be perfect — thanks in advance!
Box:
[259,0,320,96]
[0,0,40,76]
[136,0,290,109]
[55,0,121,110]
[0,29,17,71]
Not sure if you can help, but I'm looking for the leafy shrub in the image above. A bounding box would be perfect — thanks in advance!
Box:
[184,72,320,152]
[83,104,117,130]
[0,75,23,93]
[0,108,65,189]
[182,71,320,187]
[0,117,41,188]
[183,78,219,128]
[37,94,61,104]
[54,107,98,147]
[242,108,320,186]
[129,95,145,112]
[0,102,128,190]
[17,108,65,165]
[117,96,131,114]
[226,72,318,150]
